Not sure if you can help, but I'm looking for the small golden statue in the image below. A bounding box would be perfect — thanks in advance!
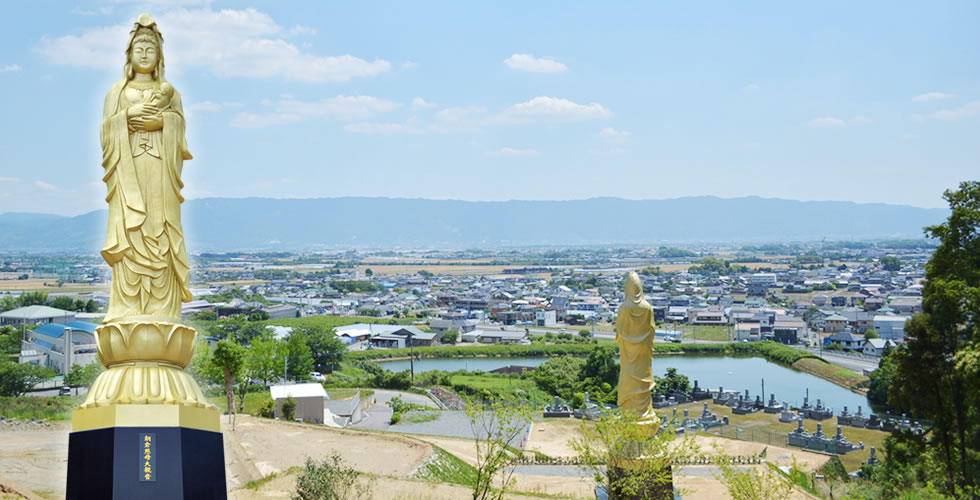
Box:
[616,272,657,423]
[75,14,215,426]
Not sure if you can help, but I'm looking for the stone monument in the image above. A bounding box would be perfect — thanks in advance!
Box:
[65,14,226,499]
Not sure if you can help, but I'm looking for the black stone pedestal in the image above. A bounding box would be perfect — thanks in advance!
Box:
[66,426,227,500]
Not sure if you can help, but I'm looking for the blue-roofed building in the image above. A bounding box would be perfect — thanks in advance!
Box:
[19,320,100,374]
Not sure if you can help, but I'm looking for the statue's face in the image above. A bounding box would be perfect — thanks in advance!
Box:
[130,40,159,74]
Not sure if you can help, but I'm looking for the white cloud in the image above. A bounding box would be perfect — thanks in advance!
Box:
[35,181,56,191]
[284,25,316,36]
[808,117,845,128]
[0,177,19,183]
[912,92,954,102]
[742,83,760,92]
[486,147,538,157]
[231,95,400,128]
[410,97,436,110]
[436,105,487,122]
[344,122,418,135]
[495,96,611,123]
[599,127,632,144]
[850,115,872,125]
[189,101,243,112]
[35,7,390,83]
[930,100,980,120]
[504,54,567,73]
[400,61,417,69]
[0,64,21,72]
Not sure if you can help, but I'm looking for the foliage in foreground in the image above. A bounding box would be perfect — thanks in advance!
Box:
[571,413,698,499]
[293,454,372,500]
[465,398,533,500]
[887,181,980,497]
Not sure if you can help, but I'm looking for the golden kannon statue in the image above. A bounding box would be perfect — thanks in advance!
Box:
[78,14,213,415]
[616,272,657,423]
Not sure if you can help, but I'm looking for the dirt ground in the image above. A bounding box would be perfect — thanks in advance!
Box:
[0,415,823,499]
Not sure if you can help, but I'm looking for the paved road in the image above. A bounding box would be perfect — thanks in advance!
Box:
[792,347,879,373]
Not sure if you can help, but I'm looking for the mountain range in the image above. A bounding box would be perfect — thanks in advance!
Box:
[0,196,946,252]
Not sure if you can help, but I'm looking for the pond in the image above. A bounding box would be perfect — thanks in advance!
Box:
[377,355,870,413]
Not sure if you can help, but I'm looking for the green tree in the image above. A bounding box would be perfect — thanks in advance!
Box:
[0,361,54,396]
[529,356,585,400]
[582,345,618,387]
[364,268,373,277]
[64,361,103,389]
[867,351,899,412]
[49,296,75,311]
[84,299,99,313]
[465,399,533,500]
[441,330,459,345]
[285,331,314,380]
[654,367,691,396]
[864,329,880,339]
[246,332,285,386]
[889,181,980,496]
[1,296,17,312]
[16,291,47,307]
[281,396,297,421]
[248,310,270,322]
[212,341,246,425]
[295,326,346,373]
[0,325,22,355]
[880,255,903,272]
[190,310,218,321]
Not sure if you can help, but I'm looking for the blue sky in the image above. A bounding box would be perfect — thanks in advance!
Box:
[0,1,977,215]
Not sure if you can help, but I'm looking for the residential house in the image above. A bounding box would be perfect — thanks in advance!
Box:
[823,314,848,333]
[477,330,529,344]
[826,331,864,351]
[862,338,897,357]
[773,318,807,345]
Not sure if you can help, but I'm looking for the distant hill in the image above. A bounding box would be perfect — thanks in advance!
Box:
[0,196,946,252]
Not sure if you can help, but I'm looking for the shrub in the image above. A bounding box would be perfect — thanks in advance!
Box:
[293,454,371,500]
[258,399,276,419]
[282,396,296,421]
[390,411,401,425]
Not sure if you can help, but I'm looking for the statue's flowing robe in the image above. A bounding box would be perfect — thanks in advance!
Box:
[101,78,192,323]
[616,299,657,420]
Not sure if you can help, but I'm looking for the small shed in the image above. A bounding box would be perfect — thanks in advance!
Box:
[270,383,327,424]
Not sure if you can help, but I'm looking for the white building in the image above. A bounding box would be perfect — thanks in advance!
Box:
[1,305,76,326]
[873,315,910,341]
[19,321,99,374]
[863,338,897,357]
[270,383,327,424]
[748,273,777,285]
[535,310,556,327]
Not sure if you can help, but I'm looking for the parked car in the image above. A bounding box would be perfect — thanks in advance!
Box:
[59,386,72,396]
[309,372,326,382]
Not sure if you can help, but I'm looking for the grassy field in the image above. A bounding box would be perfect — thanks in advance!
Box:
[670,324,731,342]
[673,400,888,472]
[792,358,869,388]
[448,373,551,404]
[208,390,272,415]
[0,395,85,421]
[0,278,107,292]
